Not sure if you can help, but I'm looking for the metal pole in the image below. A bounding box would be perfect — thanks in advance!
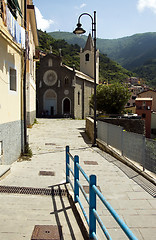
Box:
[93,11,97,146]
[66,146,69,183]
[74,155,79,202]
[89,174,96,238]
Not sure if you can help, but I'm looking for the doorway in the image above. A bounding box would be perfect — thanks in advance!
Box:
[44,89,57,116]
[63,98,71,116]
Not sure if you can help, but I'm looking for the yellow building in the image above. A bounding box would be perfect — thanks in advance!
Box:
[0,0,38,165]
[26,2,38,126]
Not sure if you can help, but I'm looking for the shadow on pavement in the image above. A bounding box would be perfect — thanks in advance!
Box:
[49,183,89,240]
[77,128,92,145]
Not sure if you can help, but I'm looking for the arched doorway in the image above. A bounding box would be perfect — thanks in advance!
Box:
[44,89,57,116]
[63,98,71,116]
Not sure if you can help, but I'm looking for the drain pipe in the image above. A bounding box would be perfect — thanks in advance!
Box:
[23,0,27,150]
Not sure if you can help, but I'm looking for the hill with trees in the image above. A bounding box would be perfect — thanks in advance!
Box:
[48,31,156,88]
[38,30,133,84]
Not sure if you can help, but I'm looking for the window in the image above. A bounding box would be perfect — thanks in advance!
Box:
[65,76,69,85]
[7,0,22,19]
[48,58,53,67]
[85,53,89,61]
[78,92,80,105]
[10,68,17,91]
[142,113,146,118]
[0,141,3,156]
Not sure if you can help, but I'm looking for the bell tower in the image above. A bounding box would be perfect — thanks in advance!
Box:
[80,34,99,83]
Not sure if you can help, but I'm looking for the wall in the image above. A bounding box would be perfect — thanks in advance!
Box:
[0,16,23,164]
[151,112,156,134]
[80,49,94,79]
[85,117,94,143]
[26,12,38,125]
[0,28,22,124]
[74,78,83,119]
[98,118,145,134]
[83,80,94,118]
[138,90,156,112]
[0,121,23,164]
[136,99,152,138]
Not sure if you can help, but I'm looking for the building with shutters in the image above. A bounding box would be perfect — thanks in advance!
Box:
[0,0,38,164]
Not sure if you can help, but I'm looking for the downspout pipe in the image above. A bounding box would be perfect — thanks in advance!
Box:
[23,0,27,150]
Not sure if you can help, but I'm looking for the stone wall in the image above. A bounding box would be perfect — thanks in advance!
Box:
[85,117,94,143]
[98,118,145,135]
[0,120,23,165]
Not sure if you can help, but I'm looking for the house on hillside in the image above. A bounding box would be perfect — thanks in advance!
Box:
[36,34,99,119]
[126,85,144,108]
[137,90,156,136]
[0,0,38,165]
[135,98,153,138]
[137,89,156,111]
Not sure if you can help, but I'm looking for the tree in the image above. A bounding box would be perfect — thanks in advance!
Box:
[90,83,130,114]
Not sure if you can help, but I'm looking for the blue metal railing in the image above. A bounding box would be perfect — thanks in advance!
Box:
[66,146,138,240]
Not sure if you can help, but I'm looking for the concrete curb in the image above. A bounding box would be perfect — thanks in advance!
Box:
[96,138,156,186]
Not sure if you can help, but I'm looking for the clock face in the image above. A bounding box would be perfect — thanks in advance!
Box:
[43,70,57,86]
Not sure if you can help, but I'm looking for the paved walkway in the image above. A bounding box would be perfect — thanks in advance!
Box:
[0,119,156,239]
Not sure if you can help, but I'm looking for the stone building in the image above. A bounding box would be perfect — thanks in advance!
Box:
[36,34,99,119]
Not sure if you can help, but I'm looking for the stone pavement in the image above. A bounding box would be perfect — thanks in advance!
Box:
[0,119,156,239]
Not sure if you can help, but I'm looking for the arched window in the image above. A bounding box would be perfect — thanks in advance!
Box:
[85,53,89,61]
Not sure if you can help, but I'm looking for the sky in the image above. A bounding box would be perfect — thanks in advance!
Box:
[33,0,156,39]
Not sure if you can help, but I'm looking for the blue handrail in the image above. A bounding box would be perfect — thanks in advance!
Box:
[66,146,138,240]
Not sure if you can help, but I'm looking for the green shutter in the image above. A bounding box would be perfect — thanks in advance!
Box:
[13,0,22,17]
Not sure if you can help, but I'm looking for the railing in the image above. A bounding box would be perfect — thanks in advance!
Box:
[97,120,156,174]
[66,146,138,240]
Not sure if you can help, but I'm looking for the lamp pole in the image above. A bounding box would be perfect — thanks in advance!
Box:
[73,11,97,146]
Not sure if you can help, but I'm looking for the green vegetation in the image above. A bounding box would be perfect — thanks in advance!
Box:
[90,83,131,114]
[49,31,156,87]
[38,30,80,70]
[99,54,133,84]
[38,30,133,84]
[24,143,33,158]
[133,59,156,88]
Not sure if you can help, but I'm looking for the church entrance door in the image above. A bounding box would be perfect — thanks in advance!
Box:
[44,89,57,116]
[63,98,71,116]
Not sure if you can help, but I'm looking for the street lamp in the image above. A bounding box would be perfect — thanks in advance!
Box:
[73,11,97,146]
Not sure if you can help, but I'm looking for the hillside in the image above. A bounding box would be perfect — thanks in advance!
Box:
[48,31,156,69]
[48,31,156,87]
[134,59,156,87]
[38,30,133,84]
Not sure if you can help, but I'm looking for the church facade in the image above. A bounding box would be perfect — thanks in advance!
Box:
[36,34,99,119]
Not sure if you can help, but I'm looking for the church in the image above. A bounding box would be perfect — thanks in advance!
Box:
[36,34,99,119]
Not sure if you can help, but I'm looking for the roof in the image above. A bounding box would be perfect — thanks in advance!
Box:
[136,98,153,101]
[139,89,156,94]
[84,34,94,51]
[64,65,94,82]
